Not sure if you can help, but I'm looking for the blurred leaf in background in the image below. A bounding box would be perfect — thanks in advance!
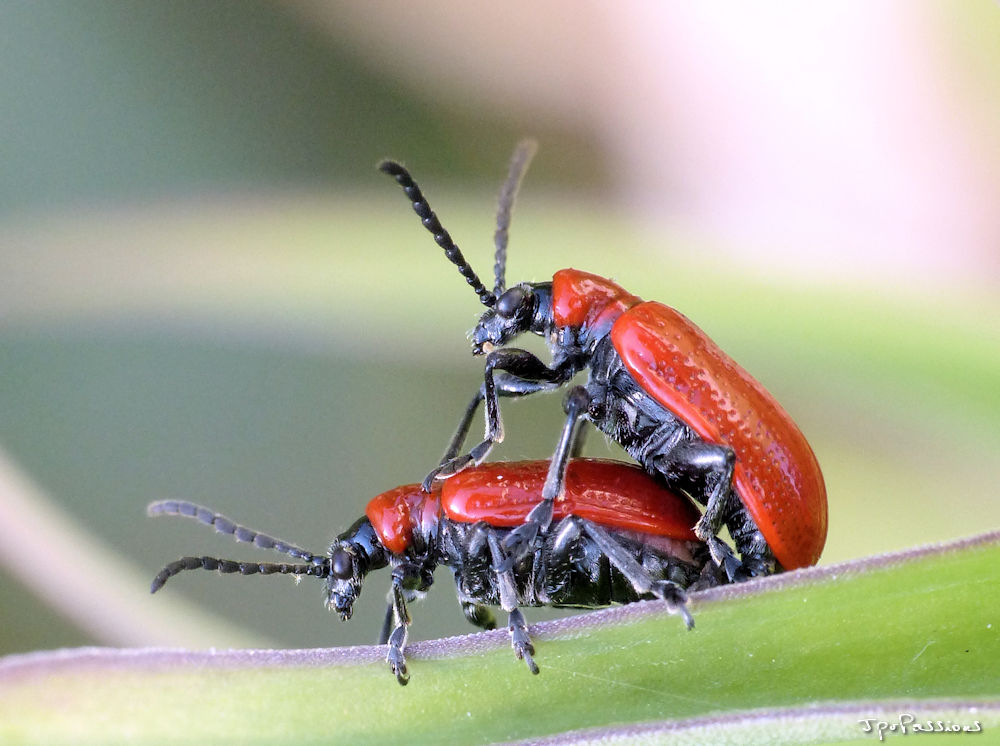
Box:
[1,0,998,675]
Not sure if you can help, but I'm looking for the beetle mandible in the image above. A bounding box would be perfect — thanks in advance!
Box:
[149,458,715,684]
[378,141,827,579]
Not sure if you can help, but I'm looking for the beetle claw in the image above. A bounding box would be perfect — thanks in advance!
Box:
[389,657,409,686]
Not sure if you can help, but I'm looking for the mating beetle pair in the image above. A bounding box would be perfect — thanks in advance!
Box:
[149,459,718,684]
[150,142,827,683]
[379,141,827,579]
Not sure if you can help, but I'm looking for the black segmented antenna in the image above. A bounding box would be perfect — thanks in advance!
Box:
[379,160,496,308]
[150,555,327,594]
[147,500,328,592]
[493,139,538,296]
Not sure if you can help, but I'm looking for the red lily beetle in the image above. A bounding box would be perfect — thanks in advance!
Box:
[379,141,827,580]
[149,458,718,684]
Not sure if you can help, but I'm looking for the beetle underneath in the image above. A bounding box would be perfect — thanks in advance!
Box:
[149,459,720,684]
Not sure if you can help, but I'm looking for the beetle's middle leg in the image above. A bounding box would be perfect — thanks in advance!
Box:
[486,529,538,675]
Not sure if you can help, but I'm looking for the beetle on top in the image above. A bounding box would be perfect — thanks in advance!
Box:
[379,141,827,581]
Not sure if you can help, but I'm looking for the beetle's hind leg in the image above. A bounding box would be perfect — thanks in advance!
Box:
[646,438,748,582]
[577,518,695,630]
[725,505,776,577]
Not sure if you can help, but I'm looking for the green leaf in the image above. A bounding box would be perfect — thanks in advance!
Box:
[2,531,997,745]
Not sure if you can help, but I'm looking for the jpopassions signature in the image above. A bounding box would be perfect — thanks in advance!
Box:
[859,713,982,741]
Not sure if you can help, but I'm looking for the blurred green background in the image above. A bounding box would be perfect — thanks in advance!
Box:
[1,2,998,659]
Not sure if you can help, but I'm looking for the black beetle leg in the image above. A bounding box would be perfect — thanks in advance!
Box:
[424,350,574,490]
[579,518,695,630]
[651,440,747,582]
[690,449,747,582]
[383,561,433,685]
[569,418,590,458]
[385,579,411,685]
[436,388,486,467]
[486,530,539,675]
[424,375,548,491]
[500,386,592,568]
[377,601,394,646]
[437,372,568,466]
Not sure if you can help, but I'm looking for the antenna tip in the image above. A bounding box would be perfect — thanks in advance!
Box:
[377,160,406,176]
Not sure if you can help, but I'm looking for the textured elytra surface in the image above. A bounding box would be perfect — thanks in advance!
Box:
[612,301,828,569]
[441,459,701,539]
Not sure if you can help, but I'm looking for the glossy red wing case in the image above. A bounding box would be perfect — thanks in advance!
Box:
[441,459,700,541]
[610,301,827,569]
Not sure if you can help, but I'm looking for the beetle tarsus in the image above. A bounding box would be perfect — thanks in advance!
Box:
[508,608,539,675]
[386,623,410,685]
[703,535,748,583]
[651,580,694,630]
[423,439,495,491]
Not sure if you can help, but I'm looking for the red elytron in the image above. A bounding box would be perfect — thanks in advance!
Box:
[366,458,701,554]
[608,292,826,569]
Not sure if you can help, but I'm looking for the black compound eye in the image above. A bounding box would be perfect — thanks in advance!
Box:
[495,287,526,318]
[330,548,354,580]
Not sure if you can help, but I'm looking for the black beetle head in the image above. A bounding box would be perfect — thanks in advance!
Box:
[325,542,365,620]
[472,283,547,354]
[323,517,390,620]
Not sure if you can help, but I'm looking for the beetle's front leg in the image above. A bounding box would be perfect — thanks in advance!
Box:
[384,581,411,685]
[423,349,575,490]
[383,561,433,685]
